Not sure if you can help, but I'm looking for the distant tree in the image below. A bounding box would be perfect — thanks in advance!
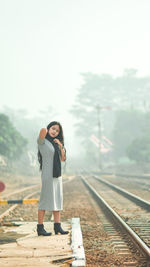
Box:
[71,73,115,146]
[71,69,150,139]
[126,110,150,163]
[0,113,28,160]
[1,105,57,151]
[127,135,150,163]
[112,110,146,160]
[71,70,150,163]
[114,68,150,111]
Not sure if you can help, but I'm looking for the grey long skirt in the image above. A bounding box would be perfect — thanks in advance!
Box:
[38,176,63,211]
[37,137,63,211]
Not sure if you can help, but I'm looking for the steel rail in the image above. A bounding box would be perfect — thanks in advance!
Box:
[93,171,150,179]
[92,175,150,211]
[80,175,150,259]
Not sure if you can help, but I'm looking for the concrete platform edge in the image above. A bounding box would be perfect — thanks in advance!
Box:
[71,217,86,266]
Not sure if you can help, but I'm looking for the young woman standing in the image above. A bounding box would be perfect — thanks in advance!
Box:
[37,121,68,236]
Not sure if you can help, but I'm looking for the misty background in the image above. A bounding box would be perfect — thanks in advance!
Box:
[1,0,150,175]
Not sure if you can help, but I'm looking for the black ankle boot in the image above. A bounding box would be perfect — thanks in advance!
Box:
[54,222,69,235]
[37,224,52,236]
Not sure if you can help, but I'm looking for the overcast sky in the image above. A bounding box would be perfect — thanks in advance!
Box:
[1,0,150,148]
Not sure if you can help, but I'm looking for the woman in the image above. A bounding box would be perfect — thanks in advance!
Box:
[37,121,68,236]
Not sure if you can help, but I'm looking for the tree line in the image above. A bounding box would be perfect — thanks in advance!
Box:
[71,69,150,166]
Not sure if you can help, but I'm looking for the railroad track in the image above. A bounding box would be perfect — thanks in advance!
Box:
[85,170,150,201]
[80,174,150,265]
[0,184,40,222]
[92,171,150,180]
[92,175,150,211]
[98,172,150,196]
[2,184,40,199]
[1,174,150,265]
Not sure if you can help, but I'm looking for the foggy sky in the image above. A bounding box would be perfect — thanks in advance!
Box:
[0,0,150,154]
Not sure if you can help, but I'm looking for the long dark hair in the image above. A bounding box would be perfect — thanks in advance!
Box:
[37,121,65,171]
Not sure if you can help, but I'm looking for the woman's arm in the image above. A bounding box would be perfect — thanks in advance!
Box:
[37,128,47,145]
[59,145,66,162]
[40,128,47,139]
[53,139,66,162]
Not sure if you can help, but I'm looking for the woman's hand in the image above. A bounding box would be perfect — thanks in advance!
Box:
[54,139,66,161]
[53,138,62,148]
[40,128,47,139]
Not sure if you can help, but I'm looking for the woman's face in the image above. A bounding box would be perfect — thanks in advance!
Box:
[48,124,60,138]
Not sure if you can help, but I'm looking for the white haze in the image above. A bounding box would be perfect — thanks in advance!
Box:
[0,0,150,156]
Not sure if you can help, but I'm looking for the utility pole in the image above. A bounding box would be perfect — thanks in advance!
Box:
[96,105,112,170]
[96,104,102,170]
